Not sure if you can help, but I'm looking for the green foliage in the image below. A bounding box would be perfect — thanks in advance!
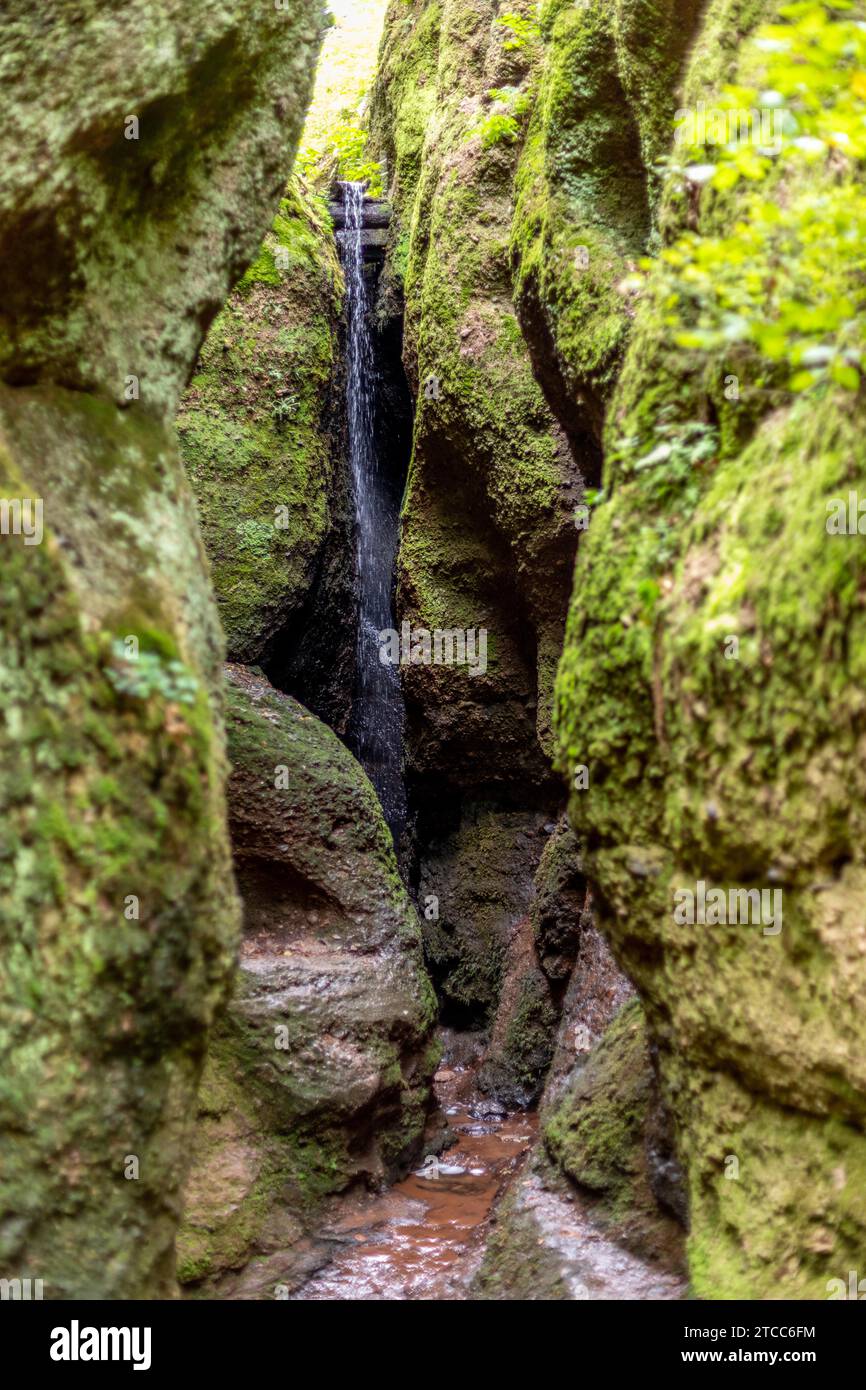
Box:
[271,396,297,426]
[495,9,541,49]
[615,409,719,509]
[296,0,389,190]
[487,86,531,117]
[651,2,866,394]
[479,111,520,148]
[106,641,199,705]
[305,119,383,194]
[476,85,531,148]
[607,410,721,576]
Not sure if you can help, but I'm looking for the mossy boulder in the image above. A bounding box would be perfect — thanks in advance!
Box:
[554,0,866,1297]
[544,1000,685,1263]
[472,1157,582,1301]
[178,179,354,721]
[0,0,325,1299]
[178,666,437,1295]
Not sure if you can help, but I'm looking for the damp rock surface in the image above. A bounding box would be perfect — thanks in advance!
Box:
[177,666,437,1295]
[474,1161,685,1302]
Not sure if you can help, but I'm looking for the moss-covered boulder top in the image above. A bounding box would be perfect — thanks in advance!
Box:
[225,662,431,947]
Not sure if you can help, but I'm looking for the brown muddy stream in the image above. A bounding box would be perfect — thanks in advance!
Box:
[293,1066,536,1300]
[290,1030,686,1303]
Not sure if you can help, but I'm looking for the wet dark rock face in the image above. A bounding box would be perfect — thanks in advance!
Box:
[329,190,392,266]
[476,815,591,1108]
[417,803,554,1026]
[532,818,588,984]
[178,666,436,1295]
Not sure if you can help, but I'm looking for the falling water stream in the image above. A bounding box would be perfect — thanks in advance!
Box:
[339,181,408,840]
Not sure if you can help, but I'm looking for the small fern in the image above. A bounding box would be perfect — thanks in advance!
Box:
[478,112,519,149]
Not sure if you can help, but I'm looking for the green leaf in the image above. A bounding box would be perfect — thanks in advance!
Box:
[789,369,816,390]
[831,361,860,389]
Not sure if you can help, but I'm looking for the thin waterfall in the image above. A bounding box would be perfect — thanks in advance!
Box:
[339,181,408,842]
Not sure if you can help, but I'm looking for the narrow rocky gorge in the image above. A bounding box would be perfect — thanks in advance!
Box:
[1,0,863,1309]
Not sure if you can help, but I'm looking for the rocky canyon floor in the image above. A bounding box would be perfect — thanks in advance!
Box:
[291,1038,685,1302]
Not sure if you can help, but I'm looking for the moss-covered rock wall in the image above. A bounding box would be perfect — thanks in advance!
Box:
[372,0,585,785]
[554,0,866,1296]
[510,0,701,443]
[370,0,590,1020]
[0,0,325,1298]
[177,179,355,727]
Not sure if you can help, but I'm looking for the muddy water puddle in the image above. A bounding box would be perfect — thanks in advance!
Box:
[292,1074,536,1300]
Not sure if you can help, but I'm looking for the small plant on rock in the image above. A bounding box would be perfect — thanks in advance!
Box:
[106,642,199,706]
[495,10,541,50]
